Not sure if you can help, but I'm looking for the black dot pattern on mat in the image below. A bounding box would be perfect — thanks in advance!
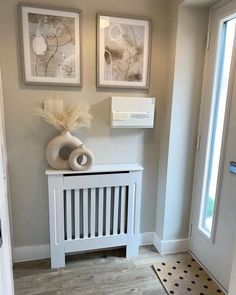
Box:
[154,259,225,295]
[207,278,212,281]
[184,270,188,273]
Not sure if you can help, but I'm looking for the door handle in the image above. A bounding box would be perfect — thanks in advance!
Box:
[229,161,236,175]
[0,219,2,248]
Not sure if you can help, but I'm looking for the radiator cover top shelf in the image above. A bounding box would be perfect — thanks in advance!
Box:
[47,163,143,268]
[46,163,143,175]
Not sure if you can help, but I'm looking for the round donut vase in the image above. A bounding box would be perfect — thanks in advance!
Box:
[46,131,82,170]
[69,144,95,171]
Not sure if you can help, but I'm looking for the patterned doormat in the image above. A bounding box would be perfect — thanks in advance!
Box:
[153,254,225,295]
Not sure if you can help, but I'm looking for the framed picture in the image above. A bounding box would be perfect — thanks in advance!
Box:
[19,5,82,86]
[97,13,151,89]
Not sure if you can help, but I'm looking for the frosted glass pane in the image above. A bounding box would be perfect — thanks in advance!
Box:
[201,18,236,236]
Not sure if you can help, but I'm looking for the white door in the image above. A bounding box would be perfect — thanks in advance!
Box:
[0,68,14,294]
[190,1,236,291]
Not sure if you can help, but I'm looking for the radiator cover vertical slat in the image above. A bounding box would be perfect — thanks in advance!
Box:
[98,188,104,237]
[90,188,96,238]
[113,187,119,235]
[105,187,111,236]
[83,189,88,238]
[66,190,72,241]
[74,189,80,239]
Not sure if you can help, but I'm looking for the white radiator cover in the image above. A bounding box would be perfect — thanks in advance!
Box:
[46,163,143,268]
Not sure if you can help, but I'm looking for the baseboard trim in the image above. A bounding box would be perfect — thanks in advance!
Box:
[139,232,155,245]
[13,244,50,263]
[153,233,189,254]
[13,232,190,262]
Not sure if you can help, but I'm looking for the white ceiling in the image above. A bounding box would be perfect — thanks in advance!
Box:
[183,0,221,8]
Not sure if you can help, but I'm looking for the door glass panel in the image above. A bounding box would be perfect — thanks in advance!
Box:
[200,18,236,238]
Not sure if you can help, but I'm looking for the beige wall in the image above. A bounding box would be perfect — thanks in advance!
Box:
[155,1,210,241]
[163,6,209,240]
[155,0,183,240]
[0,0,169,248]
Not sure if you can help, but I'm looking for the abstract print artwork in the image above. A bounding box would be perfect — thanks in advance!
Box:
[20,6,81,85]
[97,14,151,89]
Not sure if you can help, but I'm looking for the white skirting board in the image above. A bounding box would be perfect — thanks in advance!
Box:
[153,233,189,254]
[13,233,190,263]
[139,232,156,246]
[13,244,50,263]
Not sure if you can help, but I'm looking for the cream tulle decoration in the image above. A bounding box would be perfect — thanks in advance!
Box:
[37,100,92,131]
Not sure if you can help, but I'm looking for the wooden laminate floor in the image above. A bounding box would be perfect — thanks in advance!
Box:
[13,246,189,295]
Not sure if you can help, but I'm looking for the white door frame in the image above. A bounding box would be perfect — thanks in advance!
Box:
[0,66,14,295]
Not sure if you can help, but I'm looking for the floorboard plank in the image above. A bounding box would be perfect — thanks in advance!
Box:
[14,246,168,295]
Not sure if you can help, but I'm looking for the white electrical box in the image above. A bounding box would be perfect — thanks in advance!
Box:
[111,97,156,128]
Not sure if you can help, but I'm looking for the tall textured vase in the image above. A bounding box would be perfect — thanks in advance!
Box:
[46,131,82,170]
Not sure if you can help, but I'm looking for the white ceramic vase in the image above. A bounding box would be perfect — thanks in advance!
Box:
[69,144,95,171]
[46,131,82,170]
